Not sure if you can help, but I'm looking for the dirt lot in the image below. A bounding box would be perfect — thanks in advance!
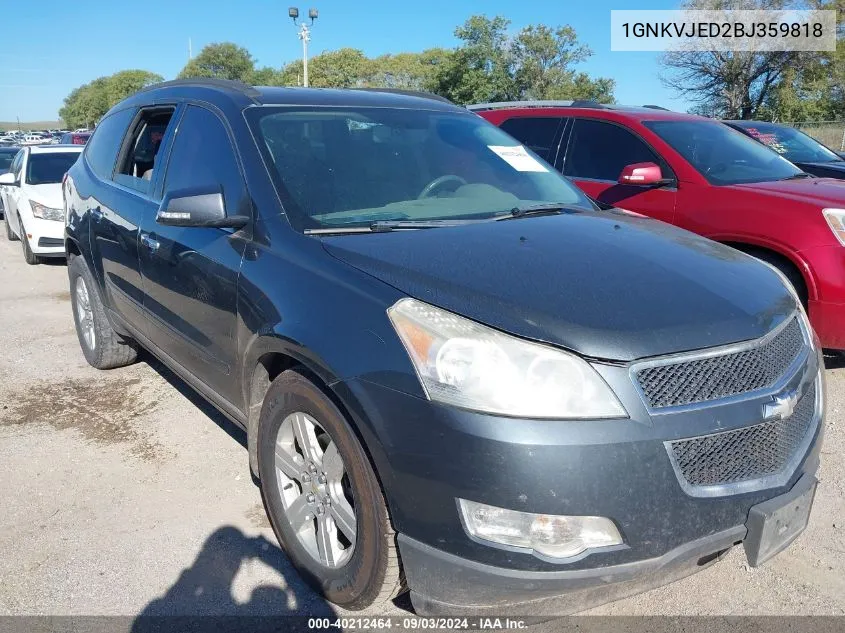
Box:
[0,233,842,625]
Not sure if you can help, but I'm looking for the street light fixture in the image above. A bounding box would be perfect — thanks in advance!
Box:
[289,6,318,87]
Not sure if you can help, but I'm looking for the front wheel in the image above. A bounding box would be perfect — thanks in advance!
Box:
[258,369,404,610]
[5,215,18,241]
[68,255,138,369]
[19,216,40,265]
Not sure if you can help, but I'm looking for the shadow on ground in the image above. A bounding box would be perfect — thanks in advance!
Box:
[131,526,337,627]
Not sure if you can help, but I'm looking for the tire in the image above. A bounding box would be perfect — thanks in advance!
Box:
[258,369,404,610]
[68,255,138,369]
[746,248,808,307]
[19,216,40,265]
[5,215,17,241]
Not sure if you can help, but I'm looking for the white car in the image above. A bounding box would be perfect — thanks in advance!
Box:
[0,145,82,264]
[20,134,47,146]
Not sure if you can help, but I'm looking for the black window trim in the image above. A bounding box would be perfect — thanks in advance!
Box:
[83,105,137,183]
[558,116,678,189]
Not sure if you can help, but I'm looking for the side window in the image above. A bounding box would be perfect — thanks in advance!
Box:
[10,150,23,179]
[499,116,563,162]
[564,118,669,182]
[13,150,26,180]
[84,108,136,180]
[114,106,176,195]
[162,105,246,216]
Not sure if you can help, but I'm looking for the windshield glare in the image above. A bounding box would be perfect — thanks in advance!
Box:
[644,120,803,185]
[249,106,593,231]
[26,152,79,185]
[736,123,841,164]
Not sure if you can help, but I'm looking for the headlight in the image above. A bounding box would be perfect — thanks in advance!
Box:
[31,201,63,221]
[387,298,626,419]
[823,208,845,245]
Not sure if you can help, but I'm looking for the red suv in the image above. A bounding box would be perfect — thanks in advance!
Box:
[475,101,845,350]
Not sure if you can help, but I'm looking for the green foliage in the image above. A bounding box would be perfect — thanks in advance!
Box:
[178,42,255,81]
[61,17,612,127]
[59,70,162,129]
[431,16,615,104]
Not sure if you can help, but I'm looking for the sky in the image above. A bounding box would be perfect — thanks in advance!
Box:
[0,0,690,122]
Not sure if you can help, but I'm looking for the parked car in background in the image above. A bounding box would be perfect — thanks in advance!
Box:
[0,146,20,217]
[63,80,823,615]
[0,144,81,263]
[20,134,46,146]
[476,100,845,350]
[724,120,845,180]
[60,132,90,145]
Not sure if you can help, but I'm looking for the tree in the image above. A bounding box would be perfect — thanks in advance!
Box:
[660,0,820,119]
[106,70,163,108]
[431,15,614,105]
[178,42,254,81]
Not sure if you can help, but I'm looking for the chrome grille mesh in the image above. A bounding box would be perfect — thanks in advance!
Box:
[669,383,815,488]
[636,318,804,409]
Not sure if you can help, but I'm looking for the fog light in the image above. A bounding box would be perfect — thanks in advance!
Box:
[458,499,622,559]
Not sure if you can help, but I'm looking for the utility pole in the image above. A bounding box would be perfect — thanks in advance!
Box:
[289,7,318,87]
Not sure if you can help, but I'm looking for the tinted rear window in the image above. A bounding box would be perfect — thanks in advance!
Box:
[25,152,80,185]
[85,108,135,179]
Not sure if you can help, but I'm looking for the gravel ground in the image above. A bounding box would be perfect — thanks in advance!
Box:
[0,233,842,627]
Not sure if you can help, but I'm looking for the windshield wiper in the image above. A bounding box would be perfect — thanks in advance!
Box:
[304,219,476,235]
[495,203,570,221]
[779,172,813,181]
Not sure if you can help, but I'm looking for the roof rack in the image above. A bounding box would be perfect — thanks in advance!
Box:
[466,99,607,111]
[642,104,670,111]
[351,88,454,104]
[139,78,262,99]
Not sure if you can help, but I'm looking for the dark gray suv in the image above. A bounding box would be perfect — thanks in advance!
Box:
[63,79,824,615]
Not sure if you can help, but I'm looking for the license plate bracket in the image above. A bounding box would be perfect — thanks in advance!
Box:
[744,473,816,567]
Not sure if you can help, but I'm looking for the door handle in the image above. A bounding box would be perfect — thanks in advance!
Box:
[140,233,160,253]
[91,206,103,221]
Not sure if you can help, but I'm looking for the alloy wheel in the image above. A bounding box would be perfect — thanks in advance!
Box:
[274,411,357,568]
[75,277,96,351]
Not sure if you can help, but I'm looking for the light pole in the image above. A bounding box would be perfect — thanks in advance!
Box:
[289,7,318,87]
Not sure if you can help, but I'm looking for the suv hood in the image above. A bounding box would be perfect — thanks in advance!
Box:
[322,211,795,362]
[730,176,845,205]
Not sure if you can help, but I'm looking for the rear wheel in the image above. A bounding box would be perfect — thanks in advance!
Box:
[19,216,40,265]
[68,255,138,369]
[258,369,404,610]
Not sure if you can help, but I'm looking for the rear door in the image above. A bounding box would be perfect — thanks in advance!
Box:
[87,105,178,333]
[560,117,677,224]
[138,104,249,404]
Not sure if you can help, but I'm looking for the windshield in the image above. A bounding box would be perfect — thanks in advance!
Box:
[644,120,803,185]
[25,152,79,185]
[735,123,841,164]
[0,152,16,172]
[248,106,593,231]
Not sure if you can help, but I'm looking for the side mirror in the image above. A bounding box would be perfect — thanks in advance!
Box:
[156,187,249,229]
[0,172,18,186]
[618,162,671,187]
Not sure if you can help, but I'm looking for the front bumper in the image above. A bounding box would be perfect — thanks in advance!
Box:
[335,344,823,613]
[22,215,64,255]
[400,473,817,614]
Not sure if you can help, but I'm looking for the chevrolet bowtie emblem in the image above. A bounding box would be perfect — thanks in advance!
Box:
[762,390,800,421]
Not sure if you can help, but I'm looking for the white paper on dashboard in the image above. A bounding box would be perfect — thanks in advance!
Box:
[487,145,548,172]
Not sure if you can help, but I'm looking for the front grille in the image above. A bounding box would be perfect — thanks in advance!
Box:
[636,317,804,409]
[669,382,815,488]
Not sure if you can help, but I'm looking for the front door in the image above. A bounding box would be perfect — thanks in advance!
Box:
[561,117,677,224]
[139,104,249,405]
